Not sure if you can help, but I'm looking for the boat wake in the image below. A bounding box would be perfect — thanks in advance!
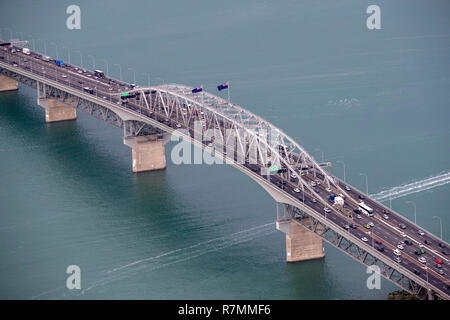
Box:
[371,171,450,202]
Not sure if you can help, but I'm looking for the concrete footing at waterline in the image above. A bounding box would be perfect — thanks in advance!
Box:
[124,135,166,173]
[0,74,18,92]
[37,97,77,123]
[279,218,325,262]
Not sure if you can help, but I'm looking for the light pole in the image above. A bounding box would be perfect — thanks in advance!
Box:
[359,173,368,195]
[406,201,417,224]
[142,72,150,87]
[28,35,35,50]
[50,42,59,60]
[88,54,95,69]
[433,216,443,240]
[315,148,324,163]
[100,58,109,77]
[155,77,165,85]
[62,46,71,64]
[114,63,122,81]
[75,50,83,68]
[337,160,346,182]
[16,31,24,41]
[128,67,136,85]
[40,39,47,55]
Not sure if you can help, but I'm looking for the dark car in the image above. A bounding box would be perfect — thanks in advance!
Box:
[439,243,446,248]
[358,195,365,200]
[424,239,432,245]
[436,264,443,269]
[353,209,360,213]
[375,240,382,245]
[377,246,384,252]
[404,239,412,245]
[314,188,320,193]
[442,250,448,256]
[350,224,357,229]
[413,269,420,275]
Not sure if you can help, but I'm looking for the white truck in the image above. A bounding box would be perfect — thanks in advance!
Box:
[22,48,30,55]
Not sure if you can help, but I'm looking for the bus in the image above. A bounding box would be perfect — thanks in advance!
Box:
[94,69,105,78]
[358,202,374,216]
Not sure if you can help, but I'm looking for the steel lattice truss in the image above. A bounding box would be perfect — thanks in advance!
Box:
[121,84,356,211]
[287,205,433,299]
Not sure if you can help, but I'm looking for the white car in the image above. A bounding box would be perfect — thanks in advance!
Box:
[293,188,300,193]
[393,257,401,263]
[291,172,297,178]
[339,193,345,199]
[326,188,332,193]
[397,244,404,250]
[324,207,331,213]
[345,185,351,191]
[356,214,362,219]
[311,182,317,187]
[393,249,401,256]
[418,243,424,248]
[418,257,426,264]
[361,237,368,242]
[368,222,374,227]
[383,214,389,220]
[400,232,407,237]
[418,230,425,236]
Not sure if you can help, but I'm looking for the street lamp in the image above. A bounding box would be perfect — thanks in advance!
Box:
[40,39,47,55]
[114,63,122,81]
[315,148,324,163]
[75,50,83,68]
[62,46,71,64]
[406,201,417,224]
[16,31,23,41]
[128,67,136,85]
[359,173,368,195]
[99,58,109,77]
[336,160,346,182]
[88,54,95,69]
[432,216,443,240]
[50,42,59,59]
[142,72,150,87]
[28,35,35,50]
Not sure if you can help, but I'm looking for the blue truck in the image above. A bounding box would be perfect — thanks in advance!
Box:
[56,60,63,66]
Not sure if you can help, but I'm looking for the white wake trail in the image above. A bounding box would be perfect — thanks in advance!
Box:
[371,171,450,202]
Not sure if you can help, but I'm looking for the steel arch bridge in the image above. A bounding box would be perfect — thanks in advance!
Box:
[1,42,449,299]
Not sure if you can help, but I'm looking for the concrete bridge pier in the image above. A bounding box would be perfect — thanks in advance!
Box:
[0,74,18,92]
[276,204,325,262]
[37,97,77,123]
[123,135,166,173]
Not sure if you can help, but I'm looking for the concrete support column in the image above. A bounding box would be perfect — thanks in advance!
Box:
[37,98,77,123]
[285,219,325,262]
[124,135,166,173]
[0,74,18,92]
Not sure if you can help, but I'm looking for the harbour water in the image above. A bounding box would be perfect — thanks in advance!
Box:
[0,0,449,299]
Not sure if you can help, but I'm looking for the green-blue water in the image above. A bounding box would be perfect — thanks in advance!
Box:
[0,0,449,299]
